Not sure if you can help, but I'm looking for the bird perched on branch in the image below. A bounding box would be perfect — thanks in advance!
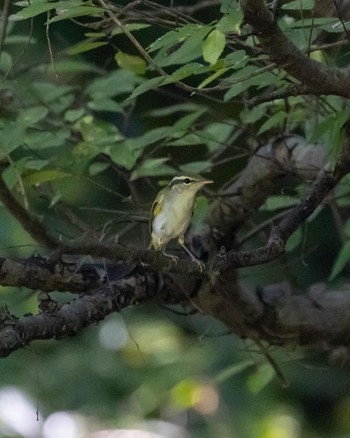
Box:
[149,175,213,269]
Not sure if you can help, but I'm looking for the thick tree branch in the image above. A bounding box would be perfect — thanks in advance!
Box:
[0,276,155,358]
[240,0,350,98]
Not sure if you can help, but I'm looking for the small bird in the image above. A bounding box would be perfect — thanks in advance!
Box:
[149,175,213,269]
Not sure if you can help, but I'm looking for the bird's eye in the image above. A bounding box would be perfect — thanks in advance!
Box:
[183,178,191,184]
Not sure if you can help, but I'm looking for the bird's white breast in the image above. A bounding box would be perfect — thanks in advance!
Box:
[152,193,194,247]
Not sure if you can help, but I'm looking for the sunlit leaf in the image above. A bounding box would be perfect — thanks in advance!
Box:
[202,29,226,65]
[247,364,275,394]
[215,360,253,384]
[115,51,147,75]
[24,169,68,186]
[217,9,244,34]
[67,41,107,55]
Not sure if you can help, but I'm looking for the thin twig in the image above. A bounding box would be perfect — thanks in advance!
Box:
[46,11,58,79]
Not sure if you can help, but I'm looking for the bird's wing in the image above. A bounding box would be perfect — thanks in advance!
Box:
[149,190,164,233]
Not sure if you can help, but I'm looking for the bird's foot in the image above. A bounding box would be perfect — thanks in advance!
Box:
[162,251,179,268]
[190,256,205,272]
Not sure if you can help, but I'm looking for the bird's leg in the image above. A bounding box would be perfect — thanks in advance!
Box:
[178,235,205,271]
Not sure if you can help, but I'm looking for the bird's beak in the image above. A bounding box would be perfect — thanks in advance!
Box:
[201,179,213,185]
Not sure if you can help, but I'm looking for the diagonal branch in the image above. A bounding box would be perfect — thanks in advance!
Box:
[211,122,350,273]
[0,176,58,249]
[240,0,350,98]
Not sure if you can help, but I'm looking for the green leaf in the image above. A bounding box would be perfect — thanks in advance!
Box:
[24,128,71,149]
[131,158,174,180]
[148,23,207,53]
[282,0,315,10]
[67,41,107,55]
[197,67,229,89]
[202,29,226,65]
[12,1,63,19]
[48,5,103,23]
[148,103,202,117]
[89,162,110,176]
[224,66,278,101]
[224,50,248,68]
[24,170,68,186]
[257,111,287,135]
[86,70,143,98]
[310,111,350,154]
[39,60,102,74]
[260,195,299,211]
[328,241,350,281]
[167,133,204,146]
[32,83,73,103]
[240,106,267,124]
[2,158,28,189]
[215,359,253,384]
[247,364,275,394]
[111,23,151,36]
[24,159,49,170]
[172,109,206,131]
[108,143,142,170]
[18,106,48,126]
[107,127,171,170]
[0,122,24,158]
[220,0,240,14]
[115,51,147,75]
[217,9,244,34]
[87,98,123,113]
[128,63,204,100]
[285,228,303,252]
[0,52,12,72]
[64,109,85,122]
[180,161,211,175]
[192,195,210,226]
[153,25,212,67]
[202,122,235,153]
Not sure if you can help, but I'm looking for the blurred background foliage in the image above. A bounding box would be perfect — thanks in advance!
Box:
[1,0,350,437]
